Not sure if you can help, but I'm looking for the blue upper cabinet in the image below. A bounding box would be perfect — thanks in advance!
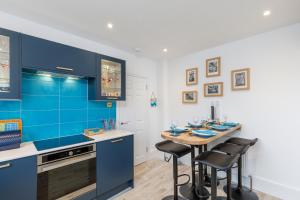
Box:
[89,54,126,101]
[0,28,20,99]
[21,34,96,77]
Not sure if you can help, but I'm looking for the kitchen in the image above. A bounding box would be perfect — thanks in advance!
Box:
[0,1,300,200]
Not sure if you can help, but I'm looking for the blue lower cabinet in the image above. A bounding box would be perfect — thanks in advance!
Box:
[0,156,37,200]
[74,189,97,200]
[96,135,134,199]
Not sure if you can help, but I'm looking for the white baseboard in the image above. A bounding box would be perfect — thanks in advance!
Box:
[253,176,300,200]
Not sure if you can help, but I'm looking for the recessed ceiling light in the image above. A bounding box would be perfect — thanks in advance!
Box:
[107,23,113,29]
[263,10,271,16]
[163,48,168,53]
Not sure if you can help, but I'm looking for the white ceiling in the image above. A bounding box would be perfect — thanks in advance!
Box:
[0,0,300,59]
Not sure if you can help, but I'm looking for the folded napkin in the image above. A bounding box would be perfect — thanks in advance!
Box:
[222,122,239,127]
[188,122,203,128]
[211,125,231,131]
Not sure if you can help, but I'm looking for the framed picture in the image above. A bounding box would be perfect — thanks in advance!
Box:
[182,90,198,104]
[231,68,250,90]
[204,82,223,97]
[186,68,198,85]
[206,57,221,77]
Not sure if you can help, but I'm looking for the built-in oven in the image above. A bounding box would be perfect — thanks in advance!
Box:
[37,143,96,200]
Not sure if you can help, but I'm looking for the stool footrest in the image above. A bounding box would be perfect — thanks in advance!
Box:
[176,174,190,186]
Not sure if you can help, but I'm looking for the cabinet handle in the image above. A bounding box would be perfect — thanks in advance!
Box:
[0,163,11,169]
[107,97,118,100]
[56,66,74,71]
[111,138,123,143]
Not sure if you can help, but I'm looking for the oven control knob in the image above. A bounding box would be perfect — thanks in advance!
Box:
[69,151,73,156]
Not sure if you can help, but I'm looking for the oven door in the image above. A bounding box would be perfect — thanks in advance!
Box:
[37,153,96,200]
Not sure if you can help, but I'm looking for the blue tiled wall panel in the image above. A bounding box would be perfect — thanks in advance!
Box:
[0,73,116,142]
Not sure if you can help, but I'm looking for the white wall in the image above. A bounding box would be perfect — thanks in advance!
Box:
[164,23,300,199]
[0,11,162,157]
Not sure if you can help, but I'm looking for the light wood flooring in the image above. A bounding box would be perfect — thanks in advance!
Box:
[115,159,280,200]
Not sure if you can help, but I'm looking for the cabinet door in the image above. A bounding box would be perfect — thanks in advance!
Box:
[96,135,133,195]
[0,28,20,99]
[90,54,126,101]
[21,34,96,77]
[0,156,37,200]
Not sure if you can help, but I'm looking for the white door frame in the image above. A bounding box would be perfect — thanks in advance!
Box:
[116,74,150,165]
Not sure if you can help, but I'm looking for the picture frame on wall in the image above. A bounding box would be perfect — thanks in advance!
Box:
[204,82,223,97]
[231,68,250,91]
[206,57,221,77]
[182,90,198,104]
[186,68,198,85]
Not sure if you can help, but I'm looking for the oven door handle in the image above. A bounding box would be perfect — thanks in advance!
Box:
[38,152,96,173]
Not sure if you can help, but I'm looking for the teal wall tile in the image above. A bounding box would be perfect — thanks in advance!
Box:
[60,78,87,97]
[60,122,87,137]
[0,101,20,111]
[22,95,59,110]
[0,111,20,120]
[22,110,59,126]
[60,96,87,110]
[22,124,59,142]
[60,109,87,123]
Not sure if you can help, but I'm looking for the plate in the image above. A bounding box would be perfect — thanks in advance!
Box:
[192,130,216,138]
[211,125,231,131]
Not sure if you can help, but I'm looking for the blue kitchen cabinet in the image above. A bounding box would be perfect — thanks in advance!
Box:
[89,54,126,101]
[0,28,20,99]
[0,156,37,200]
[21,34,96,77]
[96,135,134,199]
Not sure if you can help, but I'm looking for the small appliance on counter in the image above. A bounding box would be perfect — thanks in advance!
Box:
[0,119,22,151]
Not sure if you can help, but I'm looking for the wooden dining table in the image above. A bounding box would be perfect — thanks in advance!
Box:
[161,125,242,200]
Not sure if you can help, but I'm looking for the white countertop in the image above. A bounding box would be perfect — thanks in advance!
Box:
[0,129,133,163]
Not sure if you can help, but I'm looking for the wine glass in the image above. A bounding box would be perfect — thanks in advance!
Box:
[193,116,200,125]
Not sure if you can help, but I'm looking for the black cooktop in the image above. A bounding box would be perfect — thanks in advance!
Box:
[34,134,94,151]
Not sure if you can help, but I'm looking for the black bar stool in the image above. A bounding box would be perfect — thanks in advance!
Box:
[194,151,239,200]
[155,140,191,200]
[179,145,210,200]
[221,137,258,200]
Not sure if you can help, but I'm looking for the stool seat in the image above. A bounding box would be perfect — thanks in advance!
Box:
[226,137,258,146]
[194,151,239,170]
[212,142,249,156]
[155,140,191,158]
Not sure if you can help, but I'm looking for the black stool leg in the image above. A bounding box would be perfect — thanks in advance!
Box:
[173,157,178,200]
[162,156,186,200]
[223,156,259,200]
[211,168,217,200]
[196,146,209,199]
[238,157,242,189]
[227,169,232,200]
[203,144,220,187]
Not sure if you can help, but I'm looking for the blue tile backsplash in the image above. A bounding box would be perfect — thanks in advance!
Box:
[0,73,116,142]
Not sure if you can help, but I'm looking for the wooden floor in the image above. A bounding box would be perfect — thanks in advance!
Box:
[115,159,280,200]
